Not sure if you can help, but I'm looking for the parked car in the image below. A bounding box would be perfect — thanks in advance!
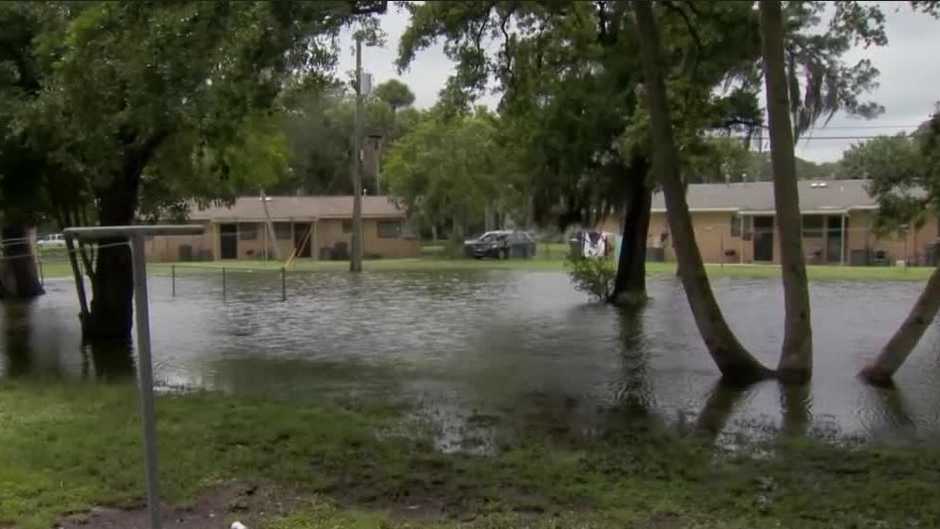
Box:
[37,233,66,249]
[464,230,536,259]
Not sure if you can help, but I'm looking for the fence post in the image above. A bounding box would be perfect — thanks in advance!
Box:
[222,267,226,300]
[38,257,44,287]
[171,265,176,297]
[281,267,286,301]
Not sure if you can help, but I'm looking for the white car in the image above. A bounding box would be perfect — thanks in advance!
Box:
[37,233,67,249]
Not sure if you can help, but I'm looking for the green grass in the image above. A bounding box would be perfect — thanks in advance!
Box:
[3,380,940,529]
[34,240,935,281]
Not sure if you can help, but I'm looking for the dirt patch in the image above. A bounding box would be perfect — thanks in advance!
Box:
[57,482,302,529]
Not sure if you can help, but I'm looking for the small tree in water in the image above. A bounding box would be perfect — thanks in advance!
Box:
[566,254,617,302]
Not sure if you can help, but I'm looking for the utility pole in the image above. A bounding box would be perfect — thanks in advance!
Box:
[350,36,364,273]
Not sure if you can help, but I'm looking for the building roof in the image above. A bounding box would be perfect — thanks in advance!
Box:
[188,195,405,222]
[650,179,878,214]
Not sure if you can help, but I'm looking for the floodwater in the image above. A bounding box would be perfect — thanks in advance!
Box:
[3,268,940,450]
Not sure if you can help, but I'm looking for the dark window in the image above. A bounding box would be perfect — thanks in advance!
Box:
[730,214,741,238]
[238,223,258,241]
[802,215,824,238]
[377,221,402,239]
[274,223,292,240]
[342,220,352,234]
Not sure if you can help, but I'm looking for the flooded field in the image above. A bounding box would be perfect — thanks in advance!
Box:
[3,269,940,449]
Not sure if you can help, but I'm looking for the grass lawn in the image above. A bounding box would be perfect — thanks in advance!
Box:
[36,241,935,281]
[2,381,940,529]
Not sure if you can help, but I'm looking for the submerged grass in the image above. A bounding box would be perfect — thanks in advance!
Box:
[3,380,940,529]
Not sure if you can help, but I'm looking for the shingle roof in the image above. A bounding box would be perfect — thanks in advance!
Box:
[650,179,877,213]
[188,196,405,221]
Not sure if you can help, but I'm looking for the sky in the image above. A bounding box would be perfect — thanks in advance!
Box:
[336,2,940,163]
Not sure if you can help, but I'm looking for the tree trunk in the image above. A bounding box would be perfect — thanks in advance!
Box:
[860,265,940,384]
[611,159,652,306]
[633,1,771,383]
[84,168,141,341]
[0,223,44,299]
[759,0,813,383]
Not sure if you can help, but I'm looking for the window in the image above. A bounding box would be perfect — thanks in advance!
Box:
[730,214,742,238]
[802,215,824,238]
[377,221,402,239]
[741,216,753,241]
[342,220,352,234]
[274,223,292,240]
[238,223,258,241]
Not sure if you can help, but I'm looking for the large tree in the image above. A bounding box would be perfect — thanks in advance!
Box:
[384,107,515,241]
[21,2,381,342]
[0,4,49,299]
[398,1,766,305]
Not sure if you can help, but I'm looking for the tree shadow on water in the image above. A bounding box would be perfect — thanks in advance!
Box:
[613,305,652,411]
[694,380,754,441]
[779,382,812,438]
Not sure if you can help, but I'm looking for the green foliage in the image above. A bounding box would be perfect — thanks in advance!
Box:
[11,1,375,226]
[565,255,617,302]
[275,80,419,196]
[861,112,940,235]
[384,108,522,237]
[372,79,415,111]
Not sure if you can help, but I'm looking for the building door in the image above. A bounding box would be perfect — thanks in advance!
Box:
[826,215,844,263]
[293,223,312,258]
[753,216,774,262]
[219,224,238,259]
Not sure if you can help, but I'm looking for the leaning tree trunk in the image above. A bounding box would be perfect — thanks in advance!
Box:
[633,1,770,382]
[611,156,652,306]
[760,0,813,382]
[0,223,44,299]
[860,266,940,384]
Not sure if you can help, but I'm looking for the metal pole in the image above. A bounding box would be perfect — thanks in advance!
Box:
[350,36,364,273]
[222,267,226,300]
[130,235,162,529]
[281,267,286,302]
[38,256,44,287]
[64,235,90,322]
[171,265,175,297]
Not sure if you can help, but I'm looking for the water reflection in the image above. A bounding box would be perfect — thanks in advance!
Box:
[2,272,940,446]
[780,382,811,438]
[85,339,135,380]
[3,302,33,376]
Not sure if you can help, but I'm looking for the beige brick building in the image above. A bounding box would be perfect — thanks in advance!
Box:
[600,180,939,266]
[145,196,419,262]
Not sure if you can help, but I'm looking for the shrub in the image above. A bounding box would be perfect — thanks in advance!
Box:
[565,254,616,301]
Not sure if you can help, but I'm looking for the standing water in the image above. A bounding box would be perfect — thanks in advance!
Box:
[2,270,939,448]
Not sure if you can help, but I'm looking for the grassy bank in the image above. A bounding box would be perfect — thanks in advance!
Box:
[2,381,939,529]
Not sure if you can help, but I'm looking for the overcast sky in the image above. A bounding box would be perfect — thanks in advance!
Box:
[337,3,939,163]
